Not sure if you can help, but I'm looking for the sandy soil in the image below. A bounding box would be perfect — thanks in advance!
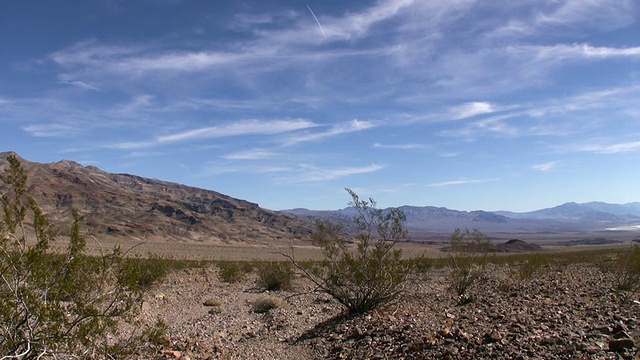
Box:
[45,234,634,261]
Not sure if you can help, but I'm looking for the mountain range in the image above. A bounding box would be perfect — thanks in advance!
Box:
[1,151,639,244]
[281,203,640,238]
[282,202,640,240]
[0,151,312,245]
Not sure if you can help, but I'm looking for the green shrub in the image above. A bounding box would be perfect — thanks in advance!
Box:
[447,228,491,304]
[600,245,640,301]
[0,155,161,358]
[217,260,252,283]
[119,254,172,291]
[287,189,413,315]
[516,253,550,281]
[256,261,294,291]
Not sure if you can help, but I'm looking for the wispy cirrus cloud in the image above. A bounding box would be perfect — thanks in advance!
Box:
[438,113,521,139]
[531,161,561,172]
[450,102,499,120]
[427,178,500,187]
[565,140,640,154]
[109,119,316,149]
[220,149,277,160]
[61,80,102,91]
[438,85,640,141]
[438,152,461,158]
[535,0,637,31]
[282,119,376,146]
[22,123,82,137]
[489,0,637,39]
[286,163,385,183]
[508,44,640,64]
[158,119,316,143]
[203,162,292,175]
[372,142,426,149]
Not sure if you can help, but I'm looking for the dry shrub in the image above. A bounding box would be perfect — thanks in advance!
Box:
[447,228,491,304]
[251,295,288,313]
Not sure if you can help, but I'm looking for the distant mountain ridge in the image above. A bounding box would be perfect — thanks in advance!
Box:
[494,202,640,221]
[282,201,640,236]
[0,151,312,244]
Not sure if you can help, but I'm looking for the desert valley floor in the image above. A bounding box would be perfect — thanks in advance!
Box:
[102,241,640,360]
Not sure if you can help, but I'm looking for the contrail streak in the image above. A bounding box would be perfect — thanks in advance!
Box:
[306,4,326,39]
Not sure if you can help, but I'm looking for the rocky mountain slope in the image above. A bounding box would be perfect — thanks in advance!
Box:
[0,152,312,244]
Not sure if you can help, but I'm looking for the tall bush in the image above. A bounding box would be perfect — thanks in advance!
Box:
[288,189,412,314]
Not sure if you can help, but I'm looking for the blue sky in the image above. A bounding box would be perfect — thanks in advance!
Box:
[1,0,640,212]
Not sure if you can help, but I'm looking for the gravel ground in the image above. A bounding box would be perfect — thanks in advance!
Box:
[137,262,640,359]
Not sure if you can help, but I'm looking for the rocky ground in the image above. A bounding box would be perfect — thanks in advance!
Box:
[137,262,640,359]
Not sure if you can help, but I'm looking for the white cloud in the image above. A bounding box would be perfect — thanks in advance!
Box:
[439,113,521,139]
[350,183,417,195]
[221,149,277,160]
[288,163,385,183]
[489,0,637,39]
[373,143,426,149]
[569,140,640,154]
[450,102,498,120]
[22,123,80,137]
[535,0,637,31]
[510,44,640,63]
[322,0,415,40]
[203,163,291,175]
[282,119,376,146]
[427,178,499,187]
[531,161,561,172]
[158,119,316,143]
[106,119,316,149]
[438,152,461,158]
[62,80,101,91]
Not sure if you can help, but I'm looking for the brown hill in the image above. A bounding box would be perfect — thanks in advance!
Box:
[495,239,543,253]
[0,152,312,245]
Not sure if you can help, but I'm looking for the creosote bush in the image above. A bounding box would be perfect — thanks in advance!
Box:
[514,253,550,281]
[599,245,640,302]
[217,260,253,283]
[256,261,294,291]
[287,189,412,315]
[217,260,252,283]
[447,228,491,304]
[0,155,162,358]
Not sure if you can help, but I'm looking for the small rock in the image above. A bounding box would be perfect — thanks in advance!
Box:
[484,330,502,344]
[609,338,634,352]
[446,346,459,355]
[163,350,181,358]
[613,330,631,339]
